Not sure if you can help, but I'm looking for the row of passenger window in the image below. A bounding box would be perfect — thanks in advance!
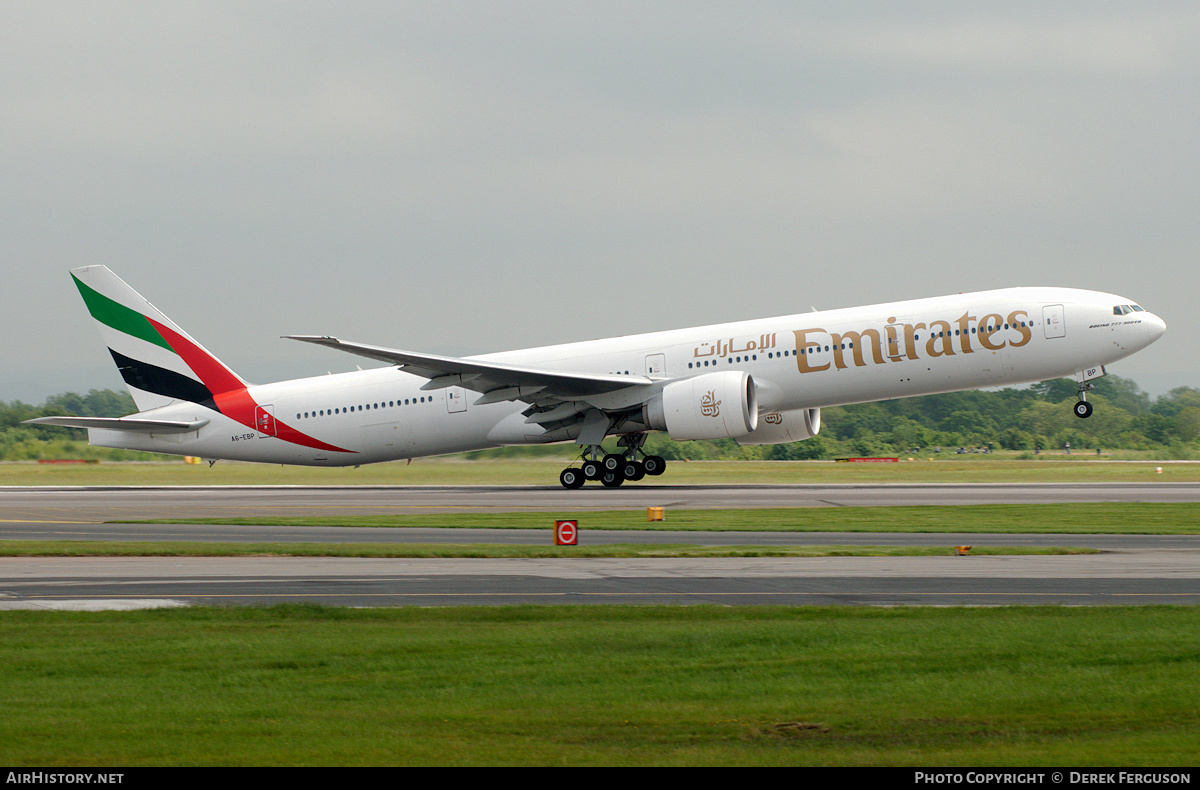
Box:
[690,351,784,368]
[295,396,433,421]
[688,346,872,367]
[921,320,1034,339]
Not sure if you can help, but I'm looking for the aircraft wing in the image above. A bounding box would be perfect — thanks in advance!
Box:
[24,416,211,433]
[284,335,653,405]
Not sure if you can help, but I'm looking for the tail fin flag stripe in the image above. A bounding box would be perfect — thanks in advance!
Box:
[147,318,246,396]
[73,273,175,352]
[109,349,216,406]
[74,271,247,397]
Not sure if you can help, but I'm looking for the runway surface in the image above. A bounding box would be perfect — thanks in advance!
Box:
[4,481,1200,523]
[4,553,1199,609]
[2,483,1198,609]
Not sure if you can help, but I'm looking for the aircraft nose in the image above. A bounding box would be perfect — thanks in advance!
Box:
[1147,313,1166,344]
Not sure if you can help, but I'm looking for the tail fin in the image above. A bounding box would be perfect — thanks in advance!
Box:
[71,265,249,412]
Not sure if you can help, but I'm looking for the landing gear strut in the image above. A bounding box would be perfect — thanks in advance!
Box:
[1074,382,1094,419]
[558,433,667,489]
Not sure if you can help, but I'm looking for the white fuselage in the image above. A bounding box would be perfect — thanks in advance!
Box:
[89,287,1165,465]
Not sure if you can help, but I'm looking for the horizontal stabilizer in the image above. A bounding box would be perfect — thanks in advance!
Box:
[24,416,210,434]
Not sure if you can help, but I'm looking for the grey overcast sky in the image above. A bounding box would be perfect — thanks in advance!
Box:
[2,2,1196,403]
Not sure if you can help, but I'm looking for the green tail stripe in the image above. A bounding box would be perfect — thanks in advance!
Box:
[72,273,175,353]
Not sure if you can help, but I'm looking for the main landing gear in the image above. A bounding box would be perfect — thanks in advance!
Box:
[558,434,666,489]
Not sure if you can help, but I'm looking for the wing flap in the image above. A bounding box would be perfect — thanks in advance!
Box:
[285,335,653,402]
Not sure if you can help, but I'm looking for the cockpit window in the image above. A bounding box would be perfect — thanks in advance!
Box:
[1113,304,1143,315]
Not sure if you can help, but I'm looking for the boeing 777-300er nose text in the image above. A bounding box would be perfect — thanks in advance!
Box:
[28,266,1166,487]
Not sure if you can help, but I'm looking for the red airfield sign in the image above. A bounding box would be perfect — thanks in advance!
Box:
[554,520,578,546]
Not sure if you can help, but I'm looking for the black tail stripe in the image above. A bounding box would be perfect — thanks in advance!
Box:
[109,349,216,407]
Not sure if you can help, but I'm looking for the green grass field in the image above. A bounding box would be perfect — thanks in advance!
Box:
[2,605,1198,766]
[135,502,1200,535]
[3,456,1197,486]
[0,540,1096,558]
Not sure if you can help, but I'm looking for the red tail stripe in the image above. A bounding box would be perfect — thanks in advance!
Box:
[213,390,353,454]
[150,318,354,455]
[147,318,246,395]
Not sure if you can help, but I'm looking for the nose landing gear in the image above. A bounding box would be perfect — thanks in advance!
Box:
[1074,381,1094,419]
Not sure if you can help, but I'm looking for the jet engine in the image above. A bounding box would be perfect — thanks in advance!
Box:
[643,371,758,441]
[736,407,821,446]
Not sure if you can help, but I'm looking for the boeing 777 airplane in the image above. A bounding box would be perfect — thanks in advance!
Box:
[29,266,1165,487]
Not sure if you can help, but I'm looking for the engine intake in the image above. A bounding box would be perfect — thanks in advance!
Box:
[736,407,821,445]
[643,371,758,441]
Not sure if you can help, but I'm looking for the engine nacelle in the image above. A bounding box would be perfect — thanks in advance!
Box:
[643,371,758,441]
[736,407,821,446]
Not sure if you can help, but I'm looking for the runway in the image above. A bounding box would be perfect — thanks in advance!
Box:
[4,481,1200,523]
[4,553,1200,609]
[2,483,1198,609]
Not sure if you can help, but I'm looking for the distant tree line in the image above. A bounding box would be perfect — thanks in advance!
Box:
[4,377,1200,462]
[0,389,153,460]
